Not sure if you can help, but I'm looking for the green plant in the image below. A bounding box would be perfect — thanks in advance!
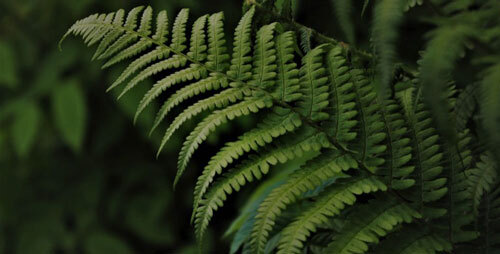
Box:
[61,0,500,253]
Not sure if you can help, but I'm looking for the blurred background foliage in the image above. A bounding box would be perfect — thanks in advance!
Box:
[0,0,483,253]
[0,0,244,253]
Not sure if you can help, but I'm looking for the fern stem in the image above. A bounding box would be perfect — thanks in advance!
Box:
[352,76,368,163]
[378,101,394,188]
[247,0,373,61]
[407,109,425,214]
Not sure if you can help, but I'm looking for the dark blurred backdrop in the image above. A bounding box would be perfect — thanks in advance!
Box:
[0,0,436,253]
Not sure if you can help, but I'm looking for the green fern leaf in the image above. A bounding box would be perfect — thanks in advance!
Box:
[86,13,116,47]
[373,227,452,254]
[157,87,248,155]
[150,74,225,135]
[106,47,169,92]
[350,69,386,171]
[332,0,355,44]
[419,21,476,144]
[248,23,278,89]
[134,64,207,123]
[278,177,390,254]
[467,153,497,215]
[176,96,273,186]
[194,127,331,243]
[481,63,500,163]
[324,46,357,146]
[404,0,423,11]
[297,45,329,121]
[61,6,492,253]
[398,87,448,218]
[192,107,302,220]
[207,12,230,72]
[117,55,186,99]
[325,198,420,254]
[477,178,500,252]
[442,130,478,244]
[101,6,154,68]
[97,6,145,60]
[299,27,312,53]
[273,31,301,103]
[378,98,414,190]
[170,8,189,52]
[187,14,209,61]
[152,10,169,43]
[455,83,479,131]
[227,6,255,80]
[251,151,358,254]
[372,0,404,98]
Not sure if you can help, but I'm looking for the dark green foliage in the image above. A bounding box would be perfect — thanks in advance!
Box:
[60,0,500,253]
[331,0,355,44]
[372,0,404,98]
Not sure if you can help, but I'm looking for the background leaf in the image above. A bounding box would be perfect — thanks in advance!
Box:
[51,80,87,153]
[0,40,17,88]
[86,232,133,254]
[10,100,40,158]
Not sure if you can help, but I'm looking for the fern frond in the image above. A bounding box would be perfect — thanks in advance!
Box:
[325,198,421,254]
[101,6,154,68]
[207,12,230,72]
[194,127,332,243]
[173,19,282,183]
[477,178,500,252]
[278,177,390,254]
[377,98,414,190]
[443,130,478,244]
[324,46,357,147]
[455,83,478,131]
[372,0,404,97]
[85,13,116,47]
[419,21,476,143]
[273,31,301,103]
[227,6,255,80]
[151,74,225,134]
[373,227,452,254]
[351,69,386,172]
[156,87,248,155]
[332,0,355,44]
[152,10,169,43]
[135,64,207,122]
[107,47,169,92]
[248,23,278,89]
[62,5,494,253]
[297,45,329,121]
[467,153,497,215]
[404,0,423,11]
[299,27,312,53]
[170,8,189,52]
[116,54,186,98]
[481,63,500,163]
[187,14,209,61]
[251,151,358,254]
[176,96,273,186]
[398,87,447,218]
[97,6,146,60]
[192,107,302,220]
[102,34,153,69]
